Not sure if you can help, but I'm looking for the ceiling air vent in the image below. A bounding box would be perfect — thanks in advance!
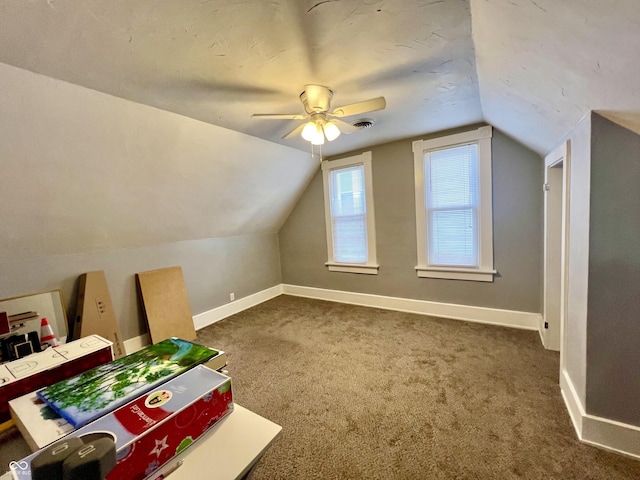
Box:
[351,118,374,129]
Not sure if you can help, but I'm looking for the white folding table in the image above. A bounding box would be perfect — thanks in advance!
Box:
[148,404,282,480]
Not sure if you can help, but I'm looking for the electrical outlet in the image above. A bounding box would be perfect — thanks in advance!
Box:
[230,293,235,301]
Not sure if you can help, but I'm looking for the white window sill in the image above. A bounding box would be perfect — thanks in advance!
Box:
[326,262,379,275]
[415,266,496,282]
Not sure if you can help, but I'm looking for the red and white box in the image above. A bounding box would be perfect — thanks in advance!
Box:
[0,335,113,423]
[12,364,233,480]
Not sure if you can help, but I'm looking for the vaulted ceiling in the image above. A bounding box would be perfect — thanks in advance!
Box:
[2,0,638,157]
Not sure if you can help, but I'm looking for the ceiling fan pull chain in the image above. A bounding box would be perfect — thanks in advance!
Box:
[309,143,323,163]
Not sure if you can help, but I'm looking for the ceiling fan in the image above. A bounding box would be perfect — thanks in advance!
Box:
[252,85,386,145]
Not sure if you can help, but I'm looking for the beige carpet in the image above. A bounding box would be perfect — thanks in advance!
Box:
[197,295,640,480]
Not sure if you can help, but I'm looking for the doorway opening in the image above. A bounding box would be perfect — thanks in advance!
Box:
[542,141,570,354]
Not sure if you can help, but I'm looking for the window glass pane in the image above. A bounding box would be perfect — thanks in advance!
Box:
[428,144,478,208]
[333,216,367,263]
[429,209,477,266]
[330,165,367,263]
[333,166,365,216]
[425,143,479,267]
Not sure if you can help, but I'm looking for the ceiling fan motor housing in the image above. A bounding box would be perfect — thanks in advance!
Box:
[254,85,385,141]
[300,85,334,114]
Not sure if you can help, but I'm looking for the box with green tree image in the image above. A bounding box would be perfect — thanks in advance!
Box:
[37,337,221,427]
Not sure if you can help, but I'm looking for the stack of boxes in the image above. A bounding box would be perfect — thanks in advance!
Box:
[0,335,114,424]
[7,338,232,480]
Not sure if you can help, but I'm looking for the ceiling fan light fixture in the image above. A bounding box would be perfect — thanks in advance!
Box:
[301,121,322,142]
[253,85,386,146]
[323,121,341,141]
[302,120,325,145]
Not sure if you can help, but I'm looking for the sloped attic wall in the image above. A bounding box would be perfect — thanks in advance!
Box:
[0,62,316,341]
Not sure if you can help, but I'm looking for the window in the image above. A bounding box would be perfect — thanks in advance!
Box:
[322,151,378,274]
[413,126,495,281]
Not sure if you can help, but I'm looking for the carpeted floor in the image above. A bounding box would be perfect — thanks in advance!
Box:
[196,295,640,480]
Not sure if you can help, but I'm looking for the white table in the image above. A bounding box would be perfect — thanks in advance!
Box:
[148,404,282,480]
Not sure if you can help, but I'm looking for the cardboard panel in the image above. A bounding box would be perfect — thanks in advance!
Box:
[74,271,126,359]
[136,266,196,344]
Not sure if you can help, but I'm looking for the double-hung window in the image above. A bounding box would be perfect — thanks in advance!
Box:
[413,126,495,281]
[322,151,378,274]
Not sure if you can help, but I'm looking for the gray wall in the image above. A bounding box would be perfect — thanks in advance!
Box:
[279,126,543,313]
[586,114,640,426]
[0,233,282,341]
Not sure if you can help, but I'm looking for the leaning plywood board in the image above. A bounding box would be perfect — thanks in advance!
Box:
[136,266,196,344]
[74,271,126,358]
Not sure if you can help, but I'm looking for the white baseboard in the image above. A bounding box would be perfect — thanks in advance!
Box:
[123,333,150,354]
[281,284,541,330]
[123,283,538,353]
[561,369,640,459]
[193,285,283,330]
[122,285,284,353]
[560,368,584,438]
[123,283,540,352]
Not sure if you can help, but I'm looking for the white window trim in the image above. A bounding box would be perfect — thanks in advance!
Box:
[322,151,378,275]
[412,126,496,282]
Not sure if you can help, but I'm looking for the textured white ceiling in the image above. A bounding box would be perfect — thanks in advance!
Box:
[0,0,481,156]
[472,0,640,153]
[0,0,638,156]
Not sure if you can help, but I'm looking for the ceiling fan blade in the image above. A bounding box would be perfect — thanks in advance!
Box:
[252,113,307,120]
[282,122,306,139]
[330,97,386,118]
[330,118,360,135]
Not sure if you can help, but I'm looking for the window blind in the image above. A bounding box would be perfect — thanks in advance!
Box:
[329,165,368,263]
[425,143,479,267]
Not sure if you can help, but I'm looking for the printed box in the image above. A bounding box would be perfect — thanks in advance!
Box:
[11,365,233,480]
[0,335,113,423]
[37,338,220,428]
[9,390,74,452]
[10,349,228,452]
